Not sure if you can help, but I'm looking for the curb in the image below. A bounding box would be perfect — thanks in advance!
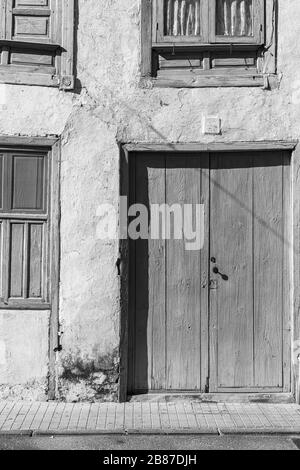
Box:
[0,430,33,436]
[33,428,219,436]
[219,427,300,435]
[1,428,300,437]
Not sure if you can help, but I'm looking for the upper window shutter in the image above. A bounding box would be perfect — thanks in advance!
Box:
[209,0,265,45]
[0,0,75,89]
[4,0,54,43]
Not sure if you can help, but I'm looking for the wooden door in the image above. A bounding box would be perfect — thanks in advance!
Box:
[128,150,291,396]
[128,153,209,393]
[209,151,291,393]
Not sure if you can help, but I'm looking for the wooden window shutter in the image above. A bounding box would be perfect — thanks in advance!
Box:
[0,0,75,89]
[0,150,50,309]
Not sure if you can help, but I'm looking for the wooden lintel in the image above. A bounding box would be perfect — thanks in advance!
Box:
[0,135,59,148]
[123,141,298,153]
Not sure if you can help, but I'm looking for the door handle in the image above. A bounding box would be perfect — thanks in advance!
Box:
[212,266,229,281]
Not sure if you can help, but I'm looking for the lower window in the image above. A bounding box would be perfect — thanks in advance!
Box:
[0,150,50,309]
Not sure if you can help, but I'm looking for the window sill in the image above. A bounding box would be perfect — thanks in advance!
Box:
[0,39,61,51]
[149,74,265,88]
[152,42,262,52]
[0,301,50,310]
[0,68,74,89]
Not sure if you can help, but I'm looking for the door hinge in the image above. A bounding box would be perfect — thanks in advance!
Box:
[205,377,209,394]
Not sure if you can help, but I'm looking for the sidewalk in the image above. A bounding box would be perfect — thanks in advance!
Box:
[1,401,300,435]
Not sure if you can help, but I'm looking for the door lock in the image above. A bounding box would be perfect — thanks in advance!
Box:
[209,279,218,290]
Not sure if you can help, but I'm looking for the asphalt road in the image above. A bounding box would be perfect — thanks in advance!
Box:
[0,434,299,450]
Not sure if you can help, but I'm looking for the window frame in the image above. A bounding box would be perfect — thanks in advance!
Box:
[152,0,265,46]
[142,0,276,89]
[0,0,75,89]
[0,136,60,311]
[209,0,265,45]
[153,0,265,46]
[153,0,209,44]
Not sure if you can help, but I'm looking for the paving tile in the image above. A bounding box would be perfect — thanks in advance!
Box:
[115,403,125,430]
[96,403,109,430]
[105,403,117,430]
[67,404,83,430]
[30,402,49,429]
[20,402,41,430]
[124,402,134,429]
[166,403,179,429]
[133,402,143,430]
[149,402,160,429]
[49,403,67,430]
[1,402,23,431]
[58,403,74,430]
[11,402,33,430]
[86,403,99,429]
[158,402,171,429]
[77,403,91,430]
[174,402,189,429]
[182,402,198,428]
[39,403,58,431]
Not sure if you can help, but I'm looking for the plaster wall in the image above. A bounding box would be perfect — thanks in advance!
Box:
[0,0,299,401]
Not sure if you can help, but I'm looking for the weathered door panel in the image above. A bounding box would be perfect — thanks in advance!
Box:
[128,153,209,393]
[210,152,254,389]
[209,151,290,393]
[166,156,206,390]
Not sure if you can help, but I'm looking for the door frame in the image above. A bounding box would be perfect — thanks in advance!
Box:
[119,141,298,403]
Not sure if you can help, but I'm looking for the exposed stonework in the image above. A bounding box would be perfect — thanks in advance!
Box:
[0,0,299,401]
[57,348,119,402]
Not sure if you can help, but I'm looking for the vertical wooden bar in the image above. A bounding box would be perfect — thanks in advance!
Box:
[1,47,9,66]
[60,0,74,87]
[253,152,285,388]
[282,151,292,393]
[203,51,211,71]
[4,153,12,212]
[165,154,206,391]
[2,219,9,304]
[263,0,276,74]
[210,152,254,390]
[0,0,6,40]
[200,156,210,392]
[119,147,130,402]
[5,0,13,40]
[141,0,153,76]
[48,141,61,400]
[127,151,136,395]
[292,146,300,403]
[148,155,166,391]
[23,222,29,299]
